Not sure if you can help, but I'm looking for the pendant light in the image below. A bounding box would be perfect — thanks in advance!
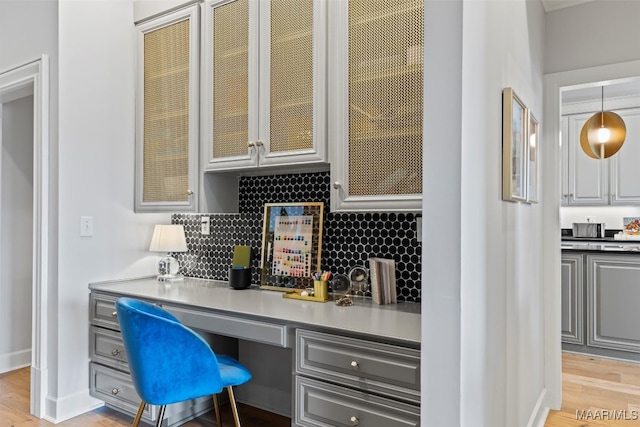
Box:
[580,86,626,159]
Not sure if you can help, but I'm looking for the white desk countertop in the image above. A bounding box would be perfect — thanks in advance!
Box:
[89,276,421,345]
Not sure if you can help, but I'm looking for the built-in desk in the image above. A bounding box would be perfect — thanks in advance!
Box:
[89,277,421,426]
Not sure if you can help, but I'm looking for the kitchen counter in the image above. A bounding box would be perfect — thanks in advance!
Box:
[89,276,421,345]
[561,241,640,253]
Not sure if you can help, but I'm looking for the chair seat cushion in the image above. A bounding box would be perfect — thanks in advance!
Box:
[217,355,252,387]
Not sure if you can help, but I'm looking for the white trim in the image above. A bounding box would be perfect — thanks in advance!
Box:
[42,389,104,424]
[0,349,32,374]
[0,54,50,418]
[543,59,640,412]
[527,389,550,427]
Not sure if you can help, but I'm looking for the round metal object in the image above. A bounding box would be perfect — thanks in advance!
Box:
[580,111,626,159]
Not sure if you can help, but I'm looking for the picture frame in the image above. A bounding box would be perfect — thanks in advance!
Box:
[502,87,528,202]
[527,112,539,203]
[260,202,324,291]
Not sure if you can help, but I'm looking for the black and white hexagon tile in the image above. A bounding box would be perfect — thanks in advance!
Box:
[172,171,421,303]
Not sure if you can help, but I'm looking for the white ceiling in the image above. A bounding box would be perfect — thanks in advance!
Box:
[541,0,596,12]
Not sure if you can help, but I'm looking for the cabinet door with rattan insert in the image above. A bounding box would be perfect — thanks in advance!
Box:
[330,0,423,212]
[135,5,199,212]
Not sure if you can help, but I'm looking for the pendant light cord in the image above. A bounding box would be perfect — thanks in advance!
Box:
[601,86,604,127]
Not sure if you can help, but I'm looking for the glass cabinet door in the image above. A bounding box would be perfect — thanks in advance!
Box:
[331,0,423,212]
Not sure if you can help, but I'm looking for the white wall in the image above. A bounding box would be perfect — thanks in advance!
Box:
[54,0,168,421]
[0,96,34,373]
[422,0,548,426]
[545,0,640,74]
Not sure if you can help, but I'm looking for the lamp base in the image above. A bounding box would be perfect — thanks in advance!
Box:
[157,255,183,282]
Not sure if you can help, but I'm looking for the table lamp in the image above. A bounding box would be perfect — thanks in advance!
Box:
[149,224,188,281]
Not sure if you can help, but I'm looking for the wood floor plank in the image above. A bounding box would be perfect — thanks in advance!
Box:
[0,367,290,427]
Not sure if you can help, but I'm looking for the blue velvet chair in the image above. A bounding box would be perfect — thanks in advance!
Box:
[115,297,252,427]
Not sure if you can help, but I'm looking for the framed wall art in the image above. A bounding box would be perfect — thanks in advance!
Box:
[527,111,539,203]
[260,202,324,290]
[502,87,528,202]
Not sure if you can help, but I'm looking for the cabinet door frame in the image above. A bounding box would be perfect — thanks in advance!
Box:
[561,253,584,345]
[609,108,640,205]
[328,0,422,212]
[566,112,608,206]
[204,0,260,171]
[257,0,327,168]
[586,254,640,353]
[135,5,200,212]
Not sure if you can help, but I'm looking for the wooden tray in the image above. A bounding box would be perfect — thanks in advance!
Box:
[282,289,330,303]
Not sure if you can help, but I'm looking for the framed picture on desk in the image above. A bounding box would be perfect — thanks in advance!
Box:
[260,202,324,291]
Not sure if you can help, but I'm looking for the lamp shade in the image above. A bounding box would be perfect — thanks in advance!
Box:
[149,225,188,253]
[580,111,627,159]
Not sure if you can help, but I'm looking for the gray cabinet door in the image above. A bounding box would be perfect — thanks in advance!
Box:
[587,254,640,353]
[561,253,584,344]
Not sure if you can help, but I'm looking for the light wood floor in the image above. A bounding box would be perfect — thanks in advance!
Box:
[0,367,290,427]
[4,353,640,427]
[545,352,640,426]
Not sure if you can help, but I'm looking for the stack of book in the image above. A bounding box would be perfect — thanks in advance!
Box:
[368,257,397,305]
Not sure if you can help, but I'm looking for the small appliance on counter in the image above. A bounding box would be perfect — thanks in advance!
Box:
[572,222,605,238]
[229,245,252,289]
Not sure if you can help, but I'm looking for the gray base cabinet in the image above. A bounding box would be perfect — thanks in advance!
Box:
[561,253,584,345]
[89,293,212,426]
[586,254,640,353]
[294,329,420,426]
[561,252,640,361]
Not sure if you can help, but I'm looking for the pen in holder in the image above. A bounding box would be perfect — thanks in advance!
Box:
[313,280,328,300]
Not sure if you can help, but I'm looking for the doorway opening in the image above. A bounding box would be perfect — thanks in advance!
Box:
[0,55,50,418]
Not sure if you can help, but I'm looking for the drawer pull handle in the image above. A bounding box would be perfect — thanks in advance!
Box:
[111,311,117,318]
[111,348,120,356]
[111,388,120,395]
[350,416,359,426]
[350,360,359,369]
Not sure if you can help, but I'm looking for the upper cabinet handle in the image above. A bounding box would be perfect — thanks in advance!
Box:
[255,140,264,147]
[247,141,255,148]
[333,181,342,190]
[187,189,194,196]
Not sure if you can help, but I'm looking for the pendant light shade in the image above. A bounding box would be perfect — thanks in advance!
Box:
[580,87,626,159]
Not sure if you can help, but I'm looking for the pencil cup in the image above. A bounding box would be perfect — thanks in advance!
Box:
[313,280,328,300]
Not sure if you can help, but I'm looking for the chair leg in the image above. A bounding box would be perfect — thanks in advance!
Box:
[227,386,242,427]
[213,394,222,427]
[132,401,146,427]
[155,405,166,427]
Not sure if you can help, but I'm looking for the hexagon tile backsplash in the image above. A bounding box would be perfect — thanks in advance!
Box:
[172,171,421,303]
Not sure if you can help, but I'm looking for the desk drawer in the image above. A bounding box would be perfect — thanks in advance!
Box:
[296,329,420,404]
[90,293,120,331]
[90,362,156,422]
[295,376,420,427]
[90,326,128,371]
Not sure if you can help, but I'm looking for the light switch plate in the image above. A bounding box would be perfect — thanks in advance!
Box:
[80,216,94,237]
[416,216,422,242]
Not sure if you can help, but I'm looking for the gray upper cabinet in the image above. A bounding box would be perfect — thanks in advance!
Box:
[561,101,640,206]
[328,0,423,212]
[203,0,327,173]
[134,5,200,212]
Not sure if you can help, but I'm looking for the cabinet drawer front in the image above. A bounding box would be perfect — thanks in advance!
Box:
[295,376,420,427]
[90,362,156,422]
[167,305,289,348]
[296,329,420,403]
[90,326,128,371]
[90,293,120,331]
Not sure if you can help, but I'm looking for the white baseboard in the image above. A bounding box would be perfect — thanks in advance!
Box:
[0,349,31,374]
[528,388,550,427]
[43,388,104,424]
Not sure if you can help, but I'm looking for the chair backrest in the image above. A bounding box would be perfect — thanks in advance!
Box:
[115,297,224,405]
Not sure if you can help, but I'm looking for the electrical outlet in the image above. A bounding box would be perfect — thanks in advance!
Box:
[201,216,210,235]
[416,216,422,242]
